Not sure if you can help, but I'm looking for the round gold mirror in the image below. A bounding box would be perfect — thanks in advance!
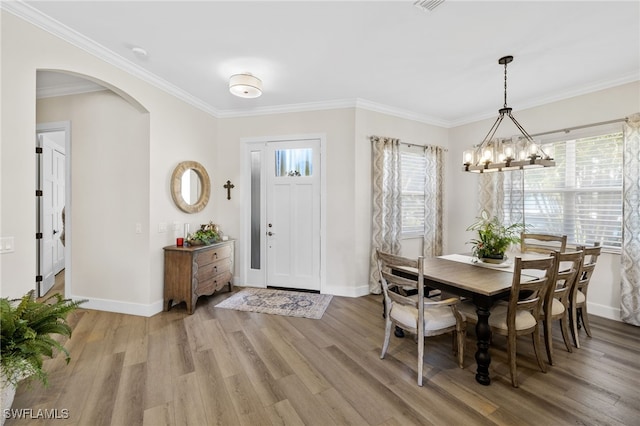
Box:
[171,161,211,213]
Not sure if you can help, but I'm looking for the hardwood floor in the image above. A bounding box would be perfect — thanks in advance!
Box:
[8,286,640,425]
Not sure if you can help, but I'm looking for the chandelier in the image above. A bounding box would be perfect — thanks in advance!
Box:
[462,56,555,173]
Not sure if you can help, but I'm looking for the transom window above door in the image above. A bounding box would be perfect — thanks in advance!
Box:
[274,148,313,177]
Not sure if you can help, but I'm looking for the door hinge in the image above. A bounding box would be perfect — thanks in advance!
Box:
[36,190,43,197]
[35,147,43,154]
[36,275,43,282]
[36,233,43,239]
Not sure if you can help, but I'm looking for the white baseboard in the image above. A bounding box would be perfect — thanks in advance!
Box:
[587,301,621,322]
[321,283,370,298]
[70,294,164,317]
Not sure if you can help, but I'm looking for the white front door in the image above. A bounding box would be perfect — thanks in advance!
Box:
[265,139,321,291]
[37,132,66,297]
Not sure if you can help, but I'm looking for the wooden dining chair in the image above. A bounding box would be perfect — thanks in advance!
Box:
[540,250,583,365]
[459,256,557,387]
[521,233,567,254]
[376,249,466,386]
[570,243,602,348]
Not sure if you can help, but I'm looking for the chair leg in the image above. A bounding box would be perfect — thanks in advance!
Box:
[456,328,465,369]
[507,333,518,388]
[543,319,554,366]
[580,306,592,338]
[570,304,581,349]
[559,315,573,353]
[381,318,392,359]
[417,333,424,387]
[532,325,547,374]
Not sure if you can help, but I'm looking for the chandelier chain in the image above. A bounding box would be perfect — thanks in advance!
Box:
[503,60,508,109]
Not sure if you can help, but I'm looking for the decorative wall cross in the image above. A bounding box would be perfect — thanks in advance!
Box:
[223,180,235,200]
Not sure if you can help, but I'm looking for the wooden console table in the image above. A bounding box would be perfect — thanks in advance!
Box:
[163,239,234,314]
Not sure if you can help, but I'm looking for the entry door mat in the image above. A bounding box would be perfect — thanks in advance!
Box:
[214,287,333,319]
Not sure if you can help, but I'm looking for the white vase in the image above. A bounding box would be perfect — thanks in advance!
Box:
[1,374,17,426]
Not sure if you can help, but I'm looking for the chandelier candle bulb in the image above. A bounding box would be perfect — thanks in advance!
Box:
[463,150,474,165]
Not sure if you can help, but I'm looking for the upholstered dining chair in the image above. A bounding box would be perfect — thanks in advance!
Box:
[376,249,466,386]
[521,233,568,254]
[540,250,583,365]
[459,256,557,387]
[570,243,602,348]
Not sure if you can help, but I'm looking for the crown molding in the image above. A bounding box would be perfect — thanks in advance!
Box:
[2,1,450,127]
[354,99,450,128]
[217,97,450,128]
[2,0,222,117]
[36,81,107,99]
[216,99,357,118]
[448,73,640,128]
[5,1,635,129]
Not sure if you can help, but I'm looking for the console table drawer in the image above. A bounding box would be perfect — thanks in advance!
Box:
[196,258,232,282]
[195,245,232,266]
[196,271,233,296]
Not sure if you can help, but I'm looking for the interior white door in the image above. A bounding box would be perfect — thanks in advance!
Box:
[53,149,65,274]
[266,139,320,291]
[37,132,65,297]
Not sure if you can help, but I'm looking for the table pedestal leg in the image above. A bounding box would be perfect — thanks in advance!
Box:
[475,304,492,385]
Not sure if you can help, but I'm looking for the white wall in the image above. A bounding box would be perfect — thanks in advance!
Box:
[216,109,359,295]
[447,81,640,321]
[37,91,150,303]
[1,11,217,316]
[216,108,448,297]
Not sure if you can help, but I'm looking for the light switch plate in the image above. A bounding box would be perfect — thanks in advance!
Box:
[0,237,15,253]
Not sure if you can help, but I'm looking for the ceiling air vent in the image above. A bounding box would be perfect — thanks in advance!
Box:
[413,0,445,12]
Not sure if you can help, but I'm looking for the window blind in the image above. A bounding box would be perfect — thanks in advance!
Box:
[519,132,623,249]
[400,151,426,235]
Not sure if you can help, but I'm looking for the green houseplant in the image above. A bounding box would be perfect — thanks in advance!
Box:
[1,290,85,387]
[187,221,220,246]
[466,210,526,263]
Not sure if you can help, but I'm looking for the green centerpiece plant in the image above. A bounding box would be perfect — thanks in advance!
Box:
[466,210,526,263]
[187,221,220,246]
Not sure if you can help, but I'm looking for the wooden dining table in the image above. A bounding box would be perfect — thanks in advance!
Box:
[393,253,532,386]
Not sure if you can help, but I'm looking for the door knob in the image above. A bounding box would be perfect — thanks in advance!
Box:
[53,229,58,235]
[267,231,275,236]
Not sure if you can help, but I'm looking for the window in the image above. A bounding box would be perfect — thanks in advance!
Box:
[274,148,312,176]
[400,150,426,235]
[511,130,623,250]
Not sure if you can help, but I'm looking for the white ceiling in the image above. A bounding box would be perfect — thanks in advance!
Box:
[19,1,640,127]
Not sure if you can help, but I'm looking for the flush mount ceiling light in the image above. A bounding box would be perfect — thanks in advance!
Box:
[462,56,555,173]
[229,73,263,98]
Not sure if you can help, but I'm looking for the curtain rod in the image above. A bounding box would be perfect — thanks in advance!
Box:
[529,117,629,138]
[369,136,448,152]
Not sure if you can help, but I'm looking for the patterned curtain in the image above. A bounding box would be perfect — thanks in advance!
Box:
[369,136,402,294]
[621,113,640,326]
[478,171,524,226]
[478,173,504,221]
[422,145,444,258]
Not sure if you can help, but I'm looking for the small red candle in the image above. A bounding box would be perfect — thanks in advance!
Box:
[176,237,184,247]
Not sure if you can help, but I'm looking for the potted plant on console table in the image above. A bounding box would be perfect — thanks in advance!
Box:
[187,221,220,246]
[466,210,526,264]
